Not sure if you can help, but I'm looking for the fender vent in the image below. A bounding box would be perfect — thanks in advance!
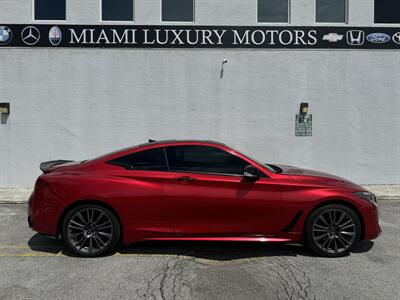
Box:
[282,210,303,232]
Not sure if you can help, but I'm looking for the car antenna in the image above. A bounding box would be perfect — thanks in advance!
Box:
[148,139,157,143]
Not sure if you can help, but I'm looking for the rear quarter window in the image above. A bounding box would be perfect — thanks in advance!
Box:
[107,147,168,171]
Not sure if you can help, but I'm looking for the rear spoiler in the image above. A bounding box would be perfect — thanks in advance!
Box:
[40,160,74,173]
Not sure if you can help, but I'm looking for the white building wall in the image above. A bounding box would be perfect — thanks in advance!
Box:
[0,0,399,187]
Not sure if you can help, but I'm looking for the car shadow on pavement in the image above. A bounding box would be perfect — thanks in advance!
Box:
[27,233,375,260]
[28,233,65,254]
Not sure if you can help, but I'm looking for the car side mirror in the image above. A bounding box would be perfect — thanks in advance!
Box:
[242,165,260,181]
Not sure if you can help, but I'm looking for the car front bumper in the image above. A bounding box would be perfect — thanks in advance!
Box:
[362,201,381,240]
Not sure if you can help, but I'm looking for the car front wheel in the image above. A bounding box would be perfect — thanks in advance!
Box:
[304,204,361,257]
[62,204,120,257]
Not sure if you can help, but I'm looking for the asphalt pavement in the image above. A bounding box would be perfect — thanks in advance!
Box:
[0,201,399,300]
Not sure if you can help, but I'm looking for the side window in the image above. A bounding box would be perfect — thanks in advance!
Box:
[316,0,346,23]
[165,146,248,175]
[34,0,66,20]
[108,147,168,171]
[375,0,400,23]
[162,0,194,22]
[102,0,134,21]
[257,0,289,23]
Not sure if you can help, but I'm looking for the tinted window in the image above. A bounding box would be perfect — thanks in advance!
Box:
[162,0,194,22]
[166,146,248,175]
[375,0,400,23]
[258,0,289,23]
[316,0,346,23]
[34,0,66,20]
[108,148,167,171]
[102,0,134,21]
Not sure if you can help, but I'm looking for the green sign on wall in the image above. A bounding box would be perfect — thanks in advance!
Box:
[295,114,312,136]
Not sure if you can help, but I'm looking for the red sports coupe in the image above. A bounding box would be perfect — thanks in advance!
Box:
[28,140,381,257]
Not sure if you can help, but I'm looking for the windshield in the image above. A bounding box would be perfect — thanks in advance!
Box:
[230,148,281,174]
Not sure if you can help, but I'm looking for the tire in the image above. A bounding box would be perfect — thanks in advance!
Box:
[62,204,120,257]
[304,204,361,257]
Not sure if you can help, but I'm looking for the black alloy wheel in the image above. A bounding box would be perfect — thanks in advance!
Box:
[305,204,361,257]
[62,204,120,257]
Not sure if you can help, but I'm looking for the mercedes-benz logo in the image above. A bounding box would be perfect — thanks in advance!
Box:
[393,32,400,45]
[21,26,40,46]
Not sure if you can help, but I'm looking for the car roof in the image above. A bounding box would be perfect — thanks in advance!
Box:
[88,139,228,163]
[144,139,226,147]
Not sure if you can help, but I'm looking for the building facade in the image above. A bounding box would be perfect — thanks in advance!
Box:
[0,0,399,187]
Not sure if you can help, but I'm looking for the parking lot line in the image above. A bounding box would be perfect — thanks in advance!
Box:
[0,244,32,249]
[0,245,251,265]
[0,252,63,257]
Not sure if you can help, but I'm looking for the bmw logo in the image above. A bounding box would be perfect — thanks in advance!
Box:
[0,26,12,45]
[49,26,62,46]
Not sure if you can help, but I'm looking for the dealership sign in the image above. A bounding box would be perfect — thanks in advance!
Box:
[2,24,400,49]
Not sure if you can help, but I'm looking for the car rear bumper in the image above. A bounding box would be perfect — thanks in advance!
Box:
[27,188,60,236]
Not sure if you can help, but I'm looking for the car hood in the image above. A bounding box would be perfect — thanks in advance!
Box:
[275,164,346,180]
[273,164,365,190]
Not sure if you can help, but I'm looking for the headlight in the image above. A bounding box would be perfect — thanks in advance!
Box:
[354,191,377,205]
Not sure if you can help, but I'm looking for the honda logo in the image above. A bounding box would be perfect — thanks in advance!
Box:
[346,30,365,46]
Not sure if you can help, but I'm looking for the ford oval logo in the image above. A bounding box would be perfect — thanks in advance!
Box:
[366,33,391,44]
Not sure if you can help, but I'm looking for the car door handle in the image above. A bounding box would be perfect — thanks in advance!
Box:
[176,176,196,183]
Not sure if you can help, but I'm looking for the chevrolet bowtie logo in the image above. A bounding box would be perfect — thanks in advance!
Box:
[322,33,344,42]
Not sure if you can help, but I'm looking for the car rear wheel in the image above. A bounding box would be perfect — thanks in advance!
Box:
[62,204,120,257]
[304,204,361,257]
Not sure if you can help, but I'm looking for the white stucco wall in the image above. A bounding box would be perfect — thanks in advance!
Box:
[0,0,399,187]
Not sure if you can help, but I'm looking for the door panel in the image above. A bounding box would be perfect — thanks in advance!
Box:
[163,171,283,236]
[107,170,174,238]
